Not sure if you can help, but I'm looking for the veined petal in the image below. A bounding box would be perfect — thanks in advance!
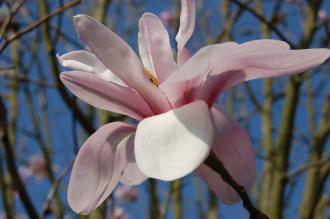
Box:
[197,107,256,204]
[117,134,148,185]
[176,0,196,53]
[68,122,135,214]
[135,100,214,181]
[73,14,171,114]
[138,13,176,82]
[61,71,153,120]
[57,50,126,86]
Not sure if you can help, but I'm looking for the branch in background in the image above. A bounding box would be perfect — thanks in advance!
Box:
[0,96,39,219]
[229,0,296,48]
[39,160,73,219]
[204,151,269,219]
[38,0,95,135]
[148,179,160,219]
[0,0,28,37]
[0,0,81,54]
[285,154,330,179]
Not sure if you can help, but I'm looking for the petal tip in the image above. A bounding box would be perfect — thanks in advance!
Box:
[73,14,86,23]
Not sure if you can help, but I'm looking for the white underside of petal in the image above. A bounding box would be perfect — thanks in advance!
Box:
[57,50,126,86]
[135,100,214,181]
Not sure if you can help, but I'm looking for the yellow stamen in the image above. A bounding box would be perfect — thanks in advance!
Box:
[145,69,160,87]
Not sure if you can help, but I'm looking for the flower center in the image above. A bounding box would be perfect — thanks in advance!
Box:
[145,69,160,87]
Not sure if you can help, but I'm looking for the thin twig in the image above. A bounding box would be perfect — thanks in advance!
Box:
[0,96,39,219]
[229,0,296,48]
[0,0,81,54]
[39,160,74,219]
[204,151,269,219]
[285,154,330,179]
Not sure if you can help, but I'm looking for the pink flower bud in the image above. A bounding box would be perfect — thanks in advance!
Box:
[114,186,138,202]
[318,9,328,22]
[112,207,128,219]
[29,154,48,178]
[160,10,174,27]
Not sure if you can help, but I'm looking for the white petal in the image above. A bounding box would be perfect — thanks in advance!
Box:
[57,50,126,86]
[135,100,214,181]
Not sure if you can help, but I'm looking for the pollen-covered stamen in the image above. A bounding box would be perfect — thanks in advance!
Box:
[145,68,160,87]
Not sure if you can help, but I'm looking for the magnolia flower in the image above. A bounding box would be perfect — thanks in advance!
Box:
[58,0,330,214]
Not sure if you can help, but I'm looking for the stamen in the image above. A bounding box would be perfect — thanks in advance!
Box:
[145,69,160,87]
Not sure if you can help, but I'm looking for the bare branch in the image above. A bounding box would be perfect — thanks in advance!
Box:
[0,0,81,54]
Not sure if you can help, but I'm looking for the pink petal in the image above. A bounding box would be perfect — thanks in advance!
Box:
[197,106,256,204]
[239,39,290,52]
[165,40,288,84]
[117,134,148,186]
[197,47,330,104]
[177,47,192,65]
[61,71,153,120]
[73,14,171,114]
[138,13,176,82]
[176,0,196,53]
[95,132,142,207]
[68,122,135,214]
[161,42,238,106]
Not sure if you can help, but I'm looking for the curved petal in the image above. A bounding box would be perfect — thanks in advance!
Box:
[197,47,330,104]
[239,39,290,52]
[161,42,238,106]
[177,47,192,65]
[165,40,290,83]
[61,71,153,120]
[138,13,176,82]
[95,132,143,206]
[57,50,126,86]
[73,14,171,114]
[135,100,214,181]
[117,134,148,185]
[68,122,135,214]
[197,107,256,204]
[176,0,195,53]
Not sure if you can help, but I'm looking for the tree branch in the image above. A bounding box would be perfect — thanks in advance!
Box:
[0,0,81,54]
[204,151,269,219]
[0,96,38,219]
[229,0,296,48]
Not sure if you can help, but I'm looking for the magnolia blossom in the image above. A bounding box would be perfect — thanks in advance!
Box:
[58,0,330,214]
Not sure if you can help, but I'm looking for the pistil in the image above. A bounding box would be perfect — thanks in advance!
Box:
[144,69,160,87]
